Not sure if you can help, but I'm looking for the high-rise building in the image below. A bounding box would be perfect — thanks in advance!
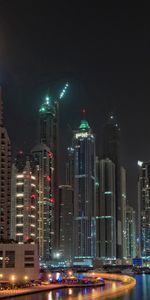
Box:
[102,114,120,164]
[96,158,116,261]
[102,114,123,258]
[31,143,54,260]
[73,120,96,259]
[59,185,74,260]
[120,166,127,259]
[138,161,150,259]
[0,87,11,240]
[10,153,37,243]
[66,147,74,187]
[38,96,59,250]
[126,205,136,259]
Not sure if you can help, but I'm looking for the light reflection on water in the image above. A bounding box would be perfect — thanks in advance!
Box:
[8,275,150,300]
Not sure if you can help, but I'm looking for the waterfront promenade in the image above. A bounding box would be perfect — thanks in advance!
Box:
[0,273,136,299]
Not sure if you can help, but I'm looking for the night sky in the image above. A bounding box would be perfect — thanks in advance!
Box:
[0,1,149,209]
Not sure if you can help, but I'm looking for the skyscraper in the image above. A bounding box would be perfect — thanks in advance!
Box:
[31,143,54,260]
[38,96,59,250]
[73,120,96,259]
[126,205,136,259]
[59,185,74,260]
[138,161,150,259]
[102,114,123,259]
[66,147,74,187]
[102,114,120,164]
[11,153,37,243]
[96,158,116,261]
[38,84,69,251]
[0,87,11,240]
[120,166,127,259]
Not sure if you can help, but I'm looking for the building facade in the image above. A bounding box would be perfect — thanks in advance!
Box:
[59,185,74,260]
[38,96,59,249]
[138,161,150,259]
[10,154,37,243]
[0,87,11,240]
[102,114,123,259]
[66,147,74,187]
[73,120,96,259]
[0,243,39,281]
[126,205,136,259]
[96,158,116,261]
[120,166,127,259]
[32,143,54,260]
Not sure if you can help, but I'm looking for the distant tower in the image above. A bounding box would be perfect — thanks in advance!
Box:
[126,205,136,259]
[120,166,127,259]
[0,87,11,240]
[73,120,96,258]
[138,161,150,260]
[59,185,74,260]
[102,114,123,259]
[102,114,120,164]
[96,158,116,261]
[66,147,74,187]
[31,143,54,260]
[11,153,37,243]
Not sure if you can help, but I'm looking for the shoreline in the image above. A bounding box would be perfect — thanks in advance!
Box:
[0,273,136,299]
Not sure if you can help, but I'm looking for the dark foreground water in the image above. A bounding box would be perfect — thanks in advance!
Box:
[8,275,150,300]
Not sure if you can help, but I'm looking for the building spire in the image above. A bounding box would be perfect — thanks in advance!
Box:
[0,86,3,127]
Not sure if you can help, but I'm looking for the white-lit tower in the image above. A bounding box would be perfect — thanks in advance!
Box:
[138,161,150,259]
[73,120,96,258]
[11,153,37,243]
[32,143,54,260]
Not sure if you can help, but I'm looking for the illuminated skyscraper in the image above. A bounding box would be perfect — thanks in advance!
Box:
[0,87,11,240]
[32,143,54,260]
[120,166,127,259]
[38,85,69,250]
[11,153,37,243]
[138,161,150,259]
[96,158,116,261]
[73,120,96,258]
[126,205,136,259]
[59,185,74,260]
[102,114,123,259]
[66,147,74,187]
[38,95,58,253]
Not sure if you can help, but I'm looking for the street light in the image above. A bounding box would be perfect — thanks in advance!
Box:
[11,275,16,288]
[24,275,28,281]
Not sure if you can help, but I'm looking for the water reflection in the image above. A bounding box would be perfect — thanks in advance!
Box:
[117,275,150,300]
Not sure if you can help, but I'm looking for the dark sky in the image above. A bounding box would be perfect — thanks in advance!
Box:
[0,1,149,209]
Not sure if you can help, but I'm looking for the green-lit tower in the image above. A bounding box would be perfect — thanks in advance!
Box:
[73,119,96,260]
[38,83,69,252]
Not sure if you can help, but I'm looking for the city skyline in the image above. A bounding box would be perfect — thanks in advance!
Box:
[0,2,150,211]
[0,85,148,215]
[1,2,150,299]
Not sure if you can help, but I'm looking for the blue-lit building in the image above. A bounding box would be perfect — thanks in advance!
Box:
[73,120,96,259]
[138,161,150,260]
